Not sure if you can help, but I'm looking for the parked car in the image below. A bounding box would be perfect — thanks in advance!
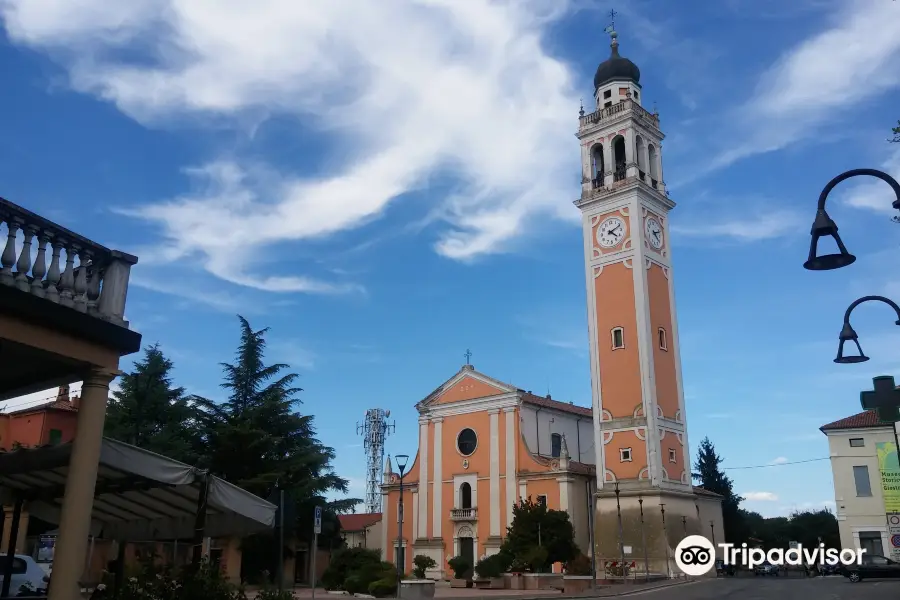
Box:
[715,560,736,576]
[818,562,841,576]
[0,554,50,596]
[841,554,900,583]
[754,561,779,576]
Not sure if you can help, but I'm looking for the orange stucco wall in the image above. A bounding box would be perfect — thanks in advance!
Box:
[647,263,679,419]
[604,429,646,480]
[594,261,641,419]
[0,408,78,450]
[437,377,505,404]
[660,430,686,482]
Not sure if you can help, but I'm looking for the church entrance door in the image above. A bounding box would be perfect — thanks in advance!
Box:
[459,537,474,577]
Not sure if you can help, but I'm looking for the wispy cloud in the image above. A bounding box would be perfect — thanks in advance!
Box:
[742,491,779,502]
[671,210,806,241]
[130,275,248,314]
[0,0,586,289]
[842,147,900,214]
[768,457,789,465]
[269,340,316,371]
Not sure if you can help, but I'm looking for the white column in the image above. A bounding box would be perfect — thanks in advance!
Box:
[418,418,429,539]
[518,481,527,502]
[557,476,574,515]
[489,409,501,537]
[504,408,517,529]
[432,418,443,537]
[381,490,389,559]
[412,491,419,540]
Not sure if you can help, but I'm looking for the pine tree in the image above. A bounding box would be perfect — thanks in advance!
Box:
[104,344,202,463]
[193,316,359,582]
[892,120,900,143]
[692,437,743,542]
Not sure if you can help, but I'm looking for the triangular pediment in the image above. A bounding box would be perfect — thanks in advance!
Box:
[417,367,517,409]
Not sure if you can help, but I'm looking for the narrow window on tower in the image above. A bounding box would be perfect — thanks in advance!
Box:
[620,448,632,462]
[604,101,612,108]
[634,91,639,101]
[611,327,625,350]
[668,448,676,463]
[603,90,612,99]
[658,328,668,351]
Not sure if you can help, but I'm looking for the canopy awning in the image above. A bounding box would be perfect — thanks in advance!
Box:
[0,438,276,540]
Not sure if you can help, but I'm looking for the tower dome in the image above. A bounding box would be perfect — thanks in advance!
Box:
[593,31,640,91]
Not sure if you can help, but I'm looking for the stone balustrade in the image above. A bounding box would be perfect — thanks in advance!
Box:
[579,99,660,131]
[450,507,477,521]
[0,198,137,327]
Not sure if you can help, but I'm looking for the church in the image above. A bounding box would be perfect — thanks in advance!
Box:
[381,28,724,580]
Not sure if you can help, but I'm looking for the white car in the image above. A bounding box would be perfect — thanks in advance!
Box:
[0,554,50,596]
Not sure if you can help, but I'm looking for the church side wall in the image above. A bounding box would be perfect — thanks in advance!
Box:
[519,405,595,464]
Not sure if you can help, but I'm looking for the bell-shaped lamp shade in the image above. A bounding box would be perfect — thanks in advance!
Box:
[804,210,856,271]
[395,454,410,474]
[835,322,869,364]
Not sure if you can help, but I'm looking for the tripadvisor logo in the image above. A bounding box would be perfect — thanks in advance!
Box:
[674,535,865,576]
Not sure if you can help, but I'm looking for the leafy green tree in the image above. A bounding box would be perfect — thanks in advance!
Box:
[692,437,743,543]
[104,344,202,463]
[891,120,899,143]
[500,498,577,571]
[192,316,359,582]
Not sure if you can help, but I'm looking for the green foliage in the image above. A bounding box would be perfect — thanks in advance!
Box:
[115,558,246,600]
[692,437,742,543]
[447,556,471,579]
[500,497,577,570]
[737,508,839,550]
[412,554,436,579]
[891,120,899,143]
[367,578,397,597]
[565,553,592,576]
[254,588,297,600]
[104,344,204,463]
[474,554,506,579]
[321,547,382,590]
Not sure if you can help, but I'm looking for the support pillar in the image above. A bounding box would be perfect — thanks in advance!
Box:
[48,368,117,600]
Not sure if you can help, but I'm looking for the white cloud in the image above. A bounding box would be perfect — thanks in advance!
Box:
[701,0,900,176]
[768,457,789,465]
[671,210,806,241]
[0,0,584,290]
[842,147,900,214]
[742,491,779,502]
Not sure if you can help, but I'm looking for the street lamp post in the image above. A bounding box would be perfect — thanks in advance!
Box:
[614,482,627,583]
[833,296,900,363]
[660,504,671,579]
[638,495,649,582]
[803,169,900,271]
[394,454,409,598]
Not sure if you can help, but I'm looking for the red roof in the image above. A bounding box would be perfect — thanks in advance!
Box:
[339,513,381,532]
[521,392,592,417]
[820,410,894,432]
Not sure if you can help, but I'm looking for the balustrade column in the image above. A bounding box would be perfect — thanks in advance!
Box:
[14,225,34,293]
[58,240,76,308]
[45,239,62,303]
[0,218,19,287]
[31,232,48,298]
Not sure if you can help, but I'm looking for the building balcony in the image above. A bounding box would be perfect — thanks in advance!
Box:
[450,507,477,521]
[0,197,141,400]
[578,98,660,132]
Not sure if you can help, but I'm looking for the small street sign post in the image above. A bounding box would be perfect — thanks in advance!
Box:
[311,506,322,599]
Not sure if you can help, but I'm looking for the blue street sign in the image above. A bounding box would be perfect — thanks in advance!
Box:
[314,506,323,534]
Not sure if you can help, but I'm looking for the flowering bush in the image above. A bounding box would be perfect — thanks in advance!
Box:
[112,557,246,600]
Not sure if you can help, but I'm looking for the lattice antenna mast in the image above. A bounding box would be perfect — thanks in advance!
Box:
[356,408,395,514]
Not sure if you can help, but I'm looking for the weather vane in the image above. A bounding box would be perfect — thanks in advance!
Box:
[605,8,617,36]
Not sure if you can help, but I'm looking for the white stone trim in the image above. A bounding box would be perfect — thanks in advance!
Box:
[518,480,527,502]
[582,210,607,490]
[432,418,443,537]
[504,408,517,529]
[418,419,429,538]
[489,409,501,537]
[665,220,690,489]
[454,474,478,509]
[424,393,520,419]
[630,195,661,486]
[419,370,517,410]
[381,490,389,559]
[412,492,419,539]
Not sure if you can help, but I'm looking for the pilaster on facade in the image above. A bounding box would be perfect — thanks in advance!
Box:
[503,407,517,529]
[432,417,443,538]
[418,417,430,539]
[488,409,501,537]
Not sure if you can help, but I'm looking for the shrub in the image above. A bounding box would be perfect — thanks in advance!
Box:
[566,553,592,575]
[412,554,436,579]
[112,558,246,600]
[447,556,471,580]
[522,546,548,572]
[368,578,397,597]
[320,547,382,590]
[255,587,297,600]
[474,554,505,579]
[508,557,528,573]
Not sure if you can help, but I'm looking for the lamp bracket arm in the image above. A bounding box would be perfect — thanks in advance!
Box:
[817,169,900,211]
[843,295,900,326]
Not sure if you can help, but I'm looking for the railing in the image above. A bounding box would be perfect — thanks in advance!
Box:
[578,99,660,130]
[450,507,477,520]
[0,198,137,327]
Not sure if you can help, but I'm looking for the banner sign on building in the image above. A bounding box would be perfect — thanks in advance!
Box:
[876,442,900,513]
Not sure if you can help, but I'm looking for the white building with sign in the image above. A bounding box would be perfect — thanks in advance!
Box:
[821,410,900,560]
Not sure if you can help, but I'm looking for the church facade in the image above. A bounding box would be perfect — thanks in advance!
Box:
[382,28,723,579]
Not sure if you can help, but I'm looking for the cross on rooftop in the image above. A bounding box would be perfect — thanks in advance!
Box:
[861,375,900,422]
[464,349,472,365]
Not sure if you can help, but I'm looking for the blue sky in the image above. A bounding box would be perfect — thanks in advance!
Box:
[1,0,900,518]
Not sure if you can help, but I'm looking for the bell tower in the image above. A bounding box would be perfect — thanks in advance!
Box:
[577,24,701,574]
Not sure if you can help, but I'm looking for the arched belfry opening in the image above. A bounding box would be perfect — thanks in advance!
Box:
[635,135,647,181]
[590,144,605,187]
[612,135,626,182]
[459,482,472,509]
[648,143,659,186]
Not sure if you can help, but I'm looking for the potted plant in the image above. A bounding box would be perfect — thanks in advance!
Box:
[447,556,472,588]
[474,554,506,589]
[412,554,437,580]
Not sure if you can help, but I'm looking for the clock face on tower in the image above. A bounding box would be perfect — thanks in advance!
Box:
[597,217,626,248]
[645,217,663,249]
